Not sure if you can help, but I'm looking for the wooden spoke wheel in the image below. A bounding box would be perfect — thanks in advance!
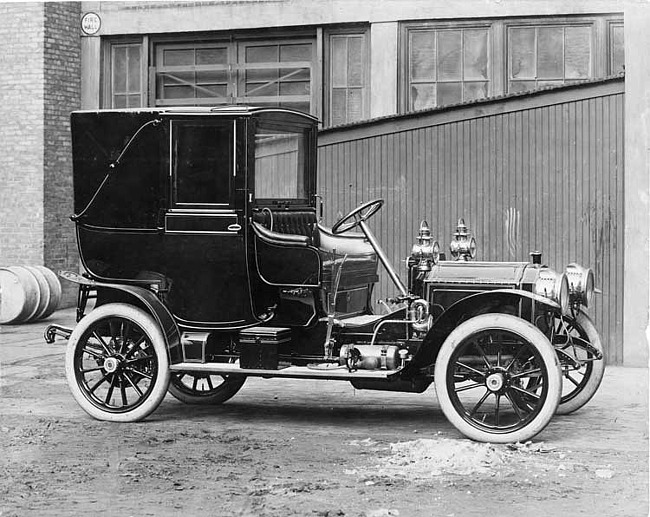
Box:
[434,314,562,443]
[65,303,170,422]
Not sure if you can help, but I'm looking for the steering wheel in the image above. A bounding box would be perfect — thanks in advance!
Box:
[331,199,384,235]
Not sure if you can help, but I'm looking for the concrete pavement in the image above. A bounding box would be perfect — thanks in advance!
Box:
[1,307,648,517]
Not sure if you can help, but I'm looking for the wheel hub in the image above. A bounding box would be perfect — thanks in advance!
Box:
[103,356,121,373]
[485,371,507,393]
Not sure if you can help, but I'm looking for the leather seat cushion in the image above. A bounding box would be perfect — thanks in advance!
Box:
[252,210,318,244]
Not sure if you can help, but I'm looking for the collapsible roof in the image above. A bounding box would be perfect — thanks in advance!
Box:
[72,105,319,122]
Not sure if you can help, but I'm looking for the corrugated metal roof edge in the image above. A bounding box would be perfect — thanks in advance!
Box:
[319,74,625,135]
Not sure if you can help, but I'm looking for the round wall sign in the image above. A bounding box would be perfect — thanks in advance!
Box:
[81,12,101,35]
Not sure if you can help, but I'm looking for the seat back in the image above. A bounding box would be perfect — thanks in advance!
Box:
[252,209,317,237]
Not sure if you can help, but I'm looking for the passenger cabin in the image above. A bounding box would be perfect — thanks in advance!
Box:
[71,107,378,330]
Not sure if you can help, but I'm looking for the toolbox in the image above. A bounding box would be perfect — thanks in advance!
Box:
[239,326,292,369]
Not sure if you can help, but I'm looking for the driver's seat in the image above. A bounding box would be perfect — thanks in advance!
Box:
[252,209,319,247]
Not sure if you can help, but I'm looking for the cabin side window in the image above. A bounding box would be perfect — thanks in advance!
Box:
[172,119,234,207]
[253,118,312,206]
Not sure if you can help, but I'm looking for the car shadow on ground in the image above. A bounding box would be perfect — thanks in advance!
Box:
[154,398,460,436]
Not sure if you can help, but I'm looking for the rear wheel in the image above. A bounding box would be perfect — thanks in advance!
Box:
[434,314,561,443]
[168,373,246,405]
[65,303,170,422]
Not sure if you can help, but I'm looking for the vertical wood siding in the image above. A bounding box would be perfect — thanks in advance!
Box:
[317,79,624,364]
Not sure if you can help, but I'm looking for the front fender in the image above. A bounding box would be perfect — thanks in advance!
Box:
[402,289,560,376]
[60,271,182,363]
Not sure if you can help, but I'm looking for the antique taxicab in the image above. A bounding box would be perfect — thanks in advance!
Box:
[46,106,603,443]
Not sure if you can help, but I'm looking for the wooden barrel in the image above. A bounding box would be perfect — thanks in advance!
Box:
[34,266,61,319]
[24,266,51,321]
[0,266,40,324]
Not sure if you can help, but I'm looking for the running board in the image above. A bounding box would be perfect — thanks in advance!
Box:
[169,362,401,381]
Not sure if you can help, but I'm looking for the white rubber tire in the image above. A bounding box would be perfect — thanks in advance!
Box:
[556,311,605,415]
[65,303,170,422]
[434,313,562,444]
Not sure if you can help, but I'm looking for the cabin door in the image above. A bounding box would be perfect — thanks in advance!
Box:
[163,118,255,328]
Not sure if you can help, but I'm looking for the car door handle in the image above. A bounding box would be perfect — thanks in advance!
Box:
[227,224,242,232]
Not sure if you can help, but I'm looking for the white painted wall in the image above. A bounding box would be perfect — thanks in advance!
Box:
[370,22,398,118]
[623,0,650,366]
[82,0,623,35]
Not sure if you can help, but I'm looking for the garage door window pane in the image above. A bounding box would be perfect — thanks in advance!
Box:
[126,47,141,92]
[328,31,368,125]
[509,80,535,93]
[163,49,194,66]
[537,27,564,78]
[331,37,348,87]
[280,43,312,62]
[165,85,196,99]
[347,89,363,121]
[196,69,228,85]
[242,42,313,109]
[410,83,436,111]
[565,26,591,79]
[610,23,625,74]
[464,30,488,80]
[247,45,278,63]
[347,37,364,87]
[463,81,488,101]
[510,28,535,79]
[110,43,142,109]
[438,82,462,105]
[196,47,227,65]
[331,89,347,125]
[438,31,462,80]
[410,31,436,81]
[113,47,127,92]
[508,24,593,93]
[156,40,313,110]
[406,26,489,111]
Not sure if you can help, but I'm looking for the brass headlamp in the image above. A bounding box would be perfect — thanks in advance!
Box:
[565,263,595,308]
[410,221,440,272]
[449,218,477,261]
[534,268,570,314]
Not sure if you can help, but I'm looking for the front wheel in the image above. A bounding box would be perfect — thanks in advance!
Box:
[434,314,562,444]
[65,303,170,422]
[168,373,246,405]
[553,311,605,415]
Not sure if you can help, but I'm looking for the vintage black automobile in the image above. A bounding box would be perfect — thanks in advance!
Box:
[48,106,604,443]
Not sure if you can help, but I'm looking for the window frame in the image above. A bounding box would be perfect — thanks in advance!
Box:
[323,26,370,127]
[503,18,597,93]
[102,37,148,109]
[251,113,317,209]
[237,38,315,112]
[399,15,623,114]
[169,118,237,210]
[400,20,494,113]
[155,41,235,106]
[606,19,625,75]
[151,35,318,116]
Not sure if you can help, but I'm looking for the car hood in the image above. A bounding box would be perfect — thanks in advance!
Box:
[424,261,538,287]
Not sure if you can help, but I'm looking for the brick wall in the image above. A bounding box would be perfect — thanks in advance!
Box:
[44,1,81,306]
[0,3,45,266]
[0,2,81,307]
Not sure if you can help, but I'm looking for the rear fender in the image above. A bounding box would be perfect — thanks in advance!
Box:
[403,289,560,375]
[62,272,182,363]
